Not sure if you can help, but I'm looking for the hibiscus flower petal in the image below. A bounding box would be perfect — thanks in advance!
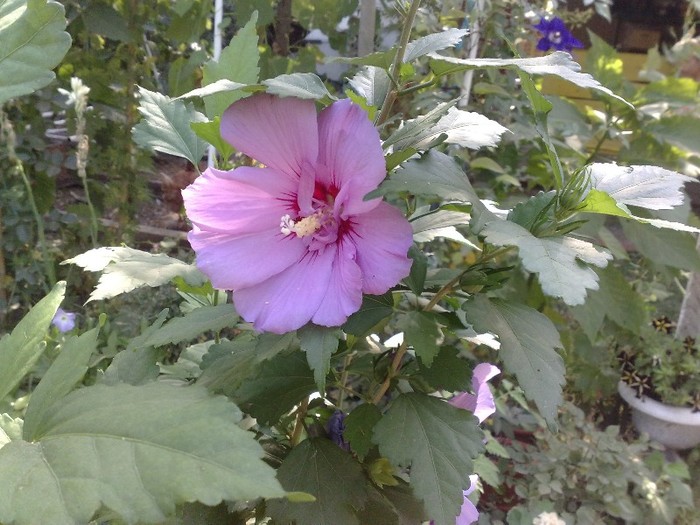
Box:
[233,247,335,333]
[221,94,319,177]
[189,226,306,291]
[182,166,296,235]
[312,240,363,327]
[346,202,413,294]
[317,99,386,216]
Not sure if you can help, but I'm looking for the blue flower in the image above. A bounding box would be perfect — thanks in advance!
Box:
[52,307,76,332]
[533,17,583,52]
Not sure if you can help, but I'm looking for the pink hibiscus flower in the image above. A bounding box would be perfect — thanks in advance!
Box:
[182,94,413,333]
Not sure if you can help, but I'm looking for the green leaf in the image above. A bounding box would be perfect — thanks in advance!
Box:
[647,116,700,156]
[298,324,341,392]
[375,150,478,203]
[383,102,454,151]
[372,393,484,525]
[202,13,260,118]
[0,0,72,104]
[349,66,390,108]
[329,48,397,69]
[198,333,298,396]
[236,351,316,424]
[507,191,557,231]
[268,438,370,525]
[0,281,65,401]
[343,293,394,336]
[417,347,473,391]
[404,245,427,295]
[23,327,99,441]
[141,304,238,348]
[482,219,612,305]
[404,28,467,63]
[81,3,131,41]
[462,297,564,425]
[428,51,632,107]
[263,72,336,101]
[621,220,700,271]
[579,188,634,219]
[571,264,646,339]
[0,383,284,525]
[344,403,382,460]
[63,246,206,302]
[397,311,441,366]
[132,87,208,166]
[470,157,506,173]
[176,78,250,100]
[101,347,161,386]
[190,117,235,161]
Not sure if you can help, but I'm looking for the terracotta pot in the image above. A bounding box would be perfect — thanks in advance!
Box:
[618,381,700,450]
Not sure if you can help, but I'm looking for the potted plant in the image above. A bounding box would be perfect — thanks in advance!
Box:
[614,317,700,449]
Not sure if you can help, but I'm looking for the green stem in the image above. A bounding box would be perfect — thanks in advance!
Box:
[290,397,309,446]
[371,341,408,404]
[17,163,55,288]
[375,0,422,126]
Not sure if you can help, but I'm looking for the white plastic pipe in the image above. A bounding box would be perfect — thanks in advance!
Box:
[208,0,224,168]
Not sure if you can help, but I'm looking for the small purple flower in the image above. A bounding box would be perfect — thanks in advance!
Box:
[182,94,413,334]
[327,411,349,450]
[450,363,501,423]
[51,308,76,332]
[533,17,583,52]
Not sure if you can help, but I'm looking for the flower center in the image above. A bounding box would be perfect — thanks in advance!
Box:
[280,213,323,237]
[548,31,562,44]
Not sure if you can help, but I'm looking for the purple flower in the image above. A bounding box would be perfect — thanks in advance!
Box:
[182,94,413,334]
[533,17,583,52]
[51,307,76,332]
[327,410,349,450]
[450,363,501,423]
[456,475,480,525]
[447,363,500,525]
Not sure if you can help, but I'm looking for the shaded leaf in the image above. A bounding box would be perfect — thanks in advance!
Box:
[411,209,475,247]
[404,245,427,295]
[142,304,239,348]
[398,311,441,366]
[0,0,72,104]
[236,351,316,424]
[372,394,483,525]
[0,383,284,525]
[63,247,206,302]
[298,324,341,392]
[462,297,564,425]
[0,282,65,401]
[190,117,235,161]
[23,327,99,441]
[621,220,700,271]
[268,438,370,525]
[344,293,394,336]
[132,87,208,166]
[417,347,473,391]
[344,403,382,460]
[375,150,477,203]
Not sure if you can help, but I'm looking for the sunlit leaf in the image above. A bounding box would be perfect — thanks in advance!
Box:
[404,28,467,63]
[349,66,390,108]
[263,72,336,101]
[0,0,71,104]
[132,87,208,166]
[202,13,260,118]
[482,219,612,305]
[0,383,284,525]
[63,247,206,302]
[0,282,64,401]
[428,51,632,107]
